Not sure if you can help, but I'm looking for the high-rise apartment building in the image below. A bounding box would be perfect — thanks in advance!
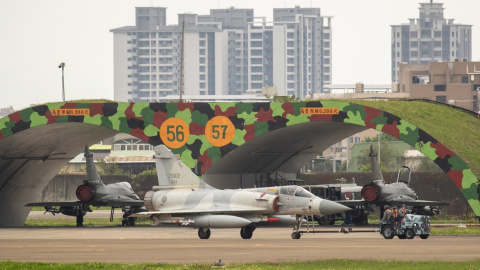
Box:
[110,6,332,102]
[391,1,472,82]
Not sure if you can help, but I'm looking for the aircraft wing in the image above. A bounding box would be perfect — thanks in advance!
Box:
[26,200,144,208]
[103,199,145,207]
[388,198,449,207]
[25,201,81,207]
[335,200,366,207]
[130,207,273,217]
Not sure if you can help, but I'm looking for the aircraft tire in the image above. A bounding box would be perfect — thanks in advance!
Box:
[128,217,136,226]
[291,232,301,239]
[405,228,415,239]
[381,225,394,239]
[318,214,335,226]
[240,226,253,239]
[420,234,429,240]
[397,234,406,239]
[198,228,211,239]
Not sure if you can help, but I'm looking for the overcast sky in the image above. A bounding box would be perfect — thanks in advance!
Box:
[0,0,478,110]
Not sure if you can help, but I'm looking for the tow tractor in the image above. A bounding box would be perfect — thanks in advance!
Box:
[379,214,430,239]
[290,214,378,239]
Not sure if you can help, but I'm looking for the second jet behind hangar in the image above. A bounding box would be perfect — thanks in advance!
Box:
[133,145,350,239]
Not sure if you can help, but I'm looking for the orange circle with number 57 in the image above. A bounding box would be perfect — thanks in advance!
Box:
[159,117,190,149]
[205,116,235,147]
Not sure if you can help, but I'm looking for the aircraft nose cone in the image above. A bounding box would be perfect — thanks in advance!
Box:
[319,200,351,215]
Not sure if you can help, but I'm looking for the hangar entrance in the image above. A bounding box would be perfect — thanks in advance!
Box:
[203,121,368,189]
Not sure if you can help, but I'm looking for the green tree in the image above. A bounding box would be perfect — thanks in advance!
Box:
[363,133,399,142]
[95,159,126,175]
[355,142,400,172]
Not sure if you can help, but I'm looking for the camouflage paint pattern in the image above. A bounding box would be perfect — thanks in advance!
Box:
[0,101,478,216]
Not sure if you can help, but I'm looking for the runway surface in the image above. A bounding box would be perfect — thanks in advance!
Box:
[0,225,479,264]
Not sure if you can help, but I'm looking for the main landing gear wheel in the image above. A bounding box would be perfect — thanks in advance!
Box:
[318,214,335,226]
[198,228,211,239]
[291,232,301,239]
[240,225,255,239]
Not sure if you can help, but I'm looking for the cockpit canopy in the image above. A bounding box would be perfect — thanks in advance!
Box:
[280,186,315,198]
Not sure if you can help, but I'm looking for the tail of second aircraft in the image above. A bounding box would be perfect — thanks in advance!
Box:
[369,145,384,182]
[153,145,209,189]
[85,145,102,183]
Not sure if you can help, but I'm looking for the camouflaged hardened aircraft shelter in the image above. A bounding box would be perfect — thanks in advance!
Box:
[0,100,479,227]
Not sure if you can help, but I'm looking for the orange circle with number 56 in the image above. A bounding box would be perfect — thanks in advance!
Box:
[159,117,190,149]
[205,116,235,147]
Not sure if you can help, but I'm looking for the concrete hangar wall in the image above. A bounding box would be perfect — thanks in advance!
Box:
[0,100,478,227]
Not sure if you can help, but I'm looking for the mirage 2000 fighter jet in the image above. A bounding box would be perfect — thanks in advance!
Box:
[132,145,350,239]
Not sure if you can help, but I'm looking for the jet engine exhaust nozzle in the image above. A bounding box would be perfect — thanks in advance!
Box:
[76,184,93,202]
[361,184,378,202]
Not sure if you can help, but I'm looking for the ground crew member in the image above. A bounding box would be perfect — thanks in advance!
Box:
[381,205,393,229]
[391,206,399,228]
[398,204,407,222]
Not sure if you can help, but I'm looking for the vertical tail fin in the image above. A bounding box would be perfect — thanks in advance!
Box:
[153,145,207,189]
[369,145,384,181]
[85,145,102,183]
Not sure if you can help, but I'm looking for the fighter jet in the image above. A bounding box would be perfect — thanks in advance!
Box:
[358,145,448,216]
[26,145,145,226]
[132,145,350,239]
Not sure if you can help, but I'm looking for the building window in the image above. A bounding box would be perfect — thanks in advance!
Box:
[436,95,447,104]
[410,31,418,38]
[250,41,262,47]
[251,58,262,64]
[434,85,446,91]
[250,33,262,39]
[421,30,431,38]
[251,66,262,72]
[462,76,468,83]
[251,50,262,56]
